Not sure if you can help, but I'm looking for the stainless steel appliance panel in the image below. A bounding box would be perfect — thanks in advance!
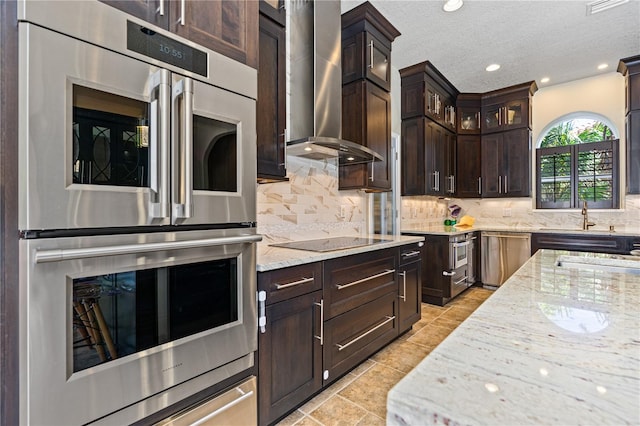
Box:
[19,228,259,425]
[19,23,256,231]
[481,232,531,287]
[156,376,257,426]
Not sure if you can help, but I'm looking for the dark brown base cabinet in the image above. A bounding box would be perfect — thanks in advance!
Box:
[627,111,640,194]
[531,233,636,256]
[257,243,422,425]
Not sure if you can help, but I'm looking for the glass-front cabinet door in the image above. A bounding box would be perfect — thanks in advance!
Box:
[483,104,502,132]
[458,108,481,133]
[504,98,528,130]
[365,32,391,91]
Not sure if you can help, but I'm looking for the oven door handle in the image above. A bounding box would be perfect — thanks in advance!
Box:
[171,77,194,224]
[149,69,171,220]
[34,234,263,263]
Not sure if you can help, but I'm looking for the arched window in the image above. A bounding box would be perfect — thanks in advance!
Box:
[536,115,619,209]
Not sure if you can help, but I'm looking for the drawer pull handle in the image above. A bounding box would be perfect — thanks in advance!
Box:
[454,275,468,286]
[401,250,421,258]
[336,315,396,351]
[336,269,395,290]
[274,277,314,290]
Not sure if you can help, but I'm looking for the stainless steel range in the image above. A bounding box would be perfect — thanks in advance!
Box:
[18,2,260,424]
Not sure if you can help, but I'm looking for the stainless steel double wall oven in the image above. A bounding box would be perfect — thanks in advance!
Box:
[18,1,260,424]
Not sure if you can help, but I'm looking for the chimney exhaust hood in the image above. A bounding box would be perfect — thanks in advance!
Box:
[286,0,383,165]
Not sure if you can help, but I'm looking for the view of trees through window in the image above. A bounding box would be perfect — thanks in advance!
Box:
[537,118,618,209]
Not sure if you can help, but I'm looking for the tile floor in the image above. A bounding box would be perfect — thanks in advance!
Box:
[276,287,495,426]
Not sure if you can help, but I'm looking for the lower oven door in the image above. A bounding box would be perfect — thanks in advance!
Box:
[19,228,260,425]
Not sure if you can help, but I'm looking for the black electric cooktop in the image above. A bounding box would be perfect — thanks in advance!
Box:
[270,236,392,252]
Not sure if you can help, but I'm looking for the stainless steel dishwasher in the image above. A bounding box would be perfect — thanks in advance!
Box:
[481,232,531,287]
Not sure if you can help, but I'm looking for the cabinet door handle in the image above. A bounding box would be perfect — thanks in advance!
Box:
[476,112,481,129]
[398,271,407,301]
[336,315,395,351]
[368,40,374,69]
[498,107,503,126]
[369,162,374,182]
[442,271,456,276]
[179,0,186,25]
[258,291,267,334]
[478,177,482,195]
[498,176,502,194]
[274,277,314,290]
[504,175,508,193]
[314,299,324,345]
[158,0,165,16]
[336,269,395,290]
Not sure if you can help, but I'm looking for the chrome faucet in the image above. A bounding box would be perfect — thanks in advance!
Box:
[581,201,596,230]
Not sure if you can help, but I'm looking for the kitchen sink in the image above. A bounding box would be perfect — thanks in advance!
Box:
[556,254,640,275]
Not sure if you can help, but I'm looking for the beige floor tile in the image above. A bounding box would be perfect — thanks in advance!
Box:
[308,395,367,426]
[277,409,305,426]
[406,324,453,347]
[337,363,405,419]
[299,373,357,414]
[355,413,385,426]
[371,339,433,373]
[429,316,461,331]
[293,415,323,426]
[349,359,376,377]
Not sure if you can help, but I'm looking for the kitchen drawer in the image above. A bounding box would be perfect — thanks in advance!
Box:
[531,233,631,255]
[323,248,397,319]
[399,241,424,266]
[258,262,322,305]
[323,292,398,382]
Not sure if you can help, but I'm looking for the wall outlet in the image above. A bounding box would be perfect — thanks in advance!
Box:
[503,208,512,217]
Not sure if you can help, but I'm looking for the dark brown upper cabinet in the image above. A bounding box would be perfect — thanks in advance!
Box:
[100,0,258,68]
[259,0,285,26]
[481,82,536,134]
[340,2,399,192]
[618,55,640,194]
[481,128,531,198]
[340,81,393,191]
[257,10,287,183]
[456,135,482,198]
[341,1,400,92]
[457,93,482,135]
[400,61,459,132]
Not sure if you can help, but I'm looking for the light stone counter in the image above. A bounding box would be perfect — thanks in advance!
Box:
[401,225,640,237]
[387,249,640,425]
[257,235,424,272]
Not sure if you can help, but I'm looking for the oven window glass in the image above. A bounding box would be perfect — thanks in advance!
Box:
[193,115,237,192]
[72,258,238,373]
[72,85,150,187]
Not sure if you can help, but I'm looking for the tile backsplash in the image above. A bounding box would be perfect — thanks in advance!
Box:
[401,195,640,233]
[257,156,367,243]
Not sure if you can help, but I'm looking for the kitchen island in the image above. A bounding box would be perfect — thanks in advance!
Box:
[387,249,640,425]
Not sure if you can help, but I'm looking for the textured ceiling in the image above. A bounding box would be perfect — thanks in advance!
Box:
[340,0,640,93]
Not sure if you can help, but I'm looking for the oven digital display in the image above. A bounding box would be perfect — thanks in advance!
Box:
[126,21,207,77]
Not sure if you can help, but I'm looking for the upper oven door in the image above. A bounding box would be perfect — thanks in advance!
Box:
[19,23,257,232]
[19,228,260,425]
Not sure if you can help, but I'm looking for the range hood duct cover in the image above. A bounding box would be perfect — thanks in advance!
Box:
[286,0,382,165]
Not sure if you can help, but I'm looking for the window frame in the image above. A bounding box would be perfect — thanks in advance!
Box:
[536,139,620,209]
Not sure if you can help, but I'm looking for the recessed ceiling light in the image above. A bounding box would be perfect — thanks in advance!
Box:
[540,77,550,83]
[443,0,463,12]
[485,64,500,72]
[304,146,313,152]
[597,63,609,70]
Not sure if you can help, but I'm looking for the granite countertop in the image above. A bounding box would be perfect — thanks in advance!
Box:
[256,234,424,272]
[387,249,640,425]
[401,225,640,237]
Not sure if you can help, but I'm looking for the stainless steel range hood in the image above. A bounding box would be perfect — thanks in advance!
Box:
[286,0,383,165]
